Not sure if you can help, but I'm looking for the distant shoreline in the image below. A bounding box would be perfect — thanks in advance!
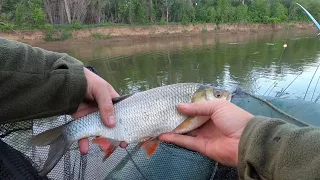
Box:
[0,22,317,44]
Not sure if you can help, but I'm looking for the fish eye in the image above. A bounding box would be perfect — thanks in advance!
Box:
[215,91,222,98]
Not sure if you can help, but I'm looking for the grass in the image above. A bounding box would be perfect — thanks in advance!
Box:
[43,29,72,41]
[202,28,208,33]
[161,31,170,35]
[91,33,112,39]
[182,29,189,33]
[51,21,183,30]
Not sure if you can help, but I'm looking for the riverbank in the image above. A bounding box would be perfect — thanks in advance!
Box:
[0,22,317,45]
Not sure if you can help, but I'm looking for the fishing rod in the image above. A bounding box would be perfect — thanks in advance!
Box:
[296,3,320,39]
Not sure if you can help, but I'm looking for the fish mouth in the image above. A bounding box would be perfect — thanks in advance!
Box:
[225,92,232,101]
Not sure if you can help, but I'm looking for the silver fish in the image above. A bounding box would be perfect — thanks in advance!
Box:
[29,83,232,176]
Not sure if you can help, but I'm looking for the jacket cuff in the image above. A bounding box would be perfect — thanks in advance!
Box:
[237,116,285,179]
[69,62,87,114]
[55,54,87,115]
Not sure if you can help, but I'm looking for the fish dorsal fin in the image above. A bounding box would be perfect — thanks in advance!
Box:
[112,93,134,104]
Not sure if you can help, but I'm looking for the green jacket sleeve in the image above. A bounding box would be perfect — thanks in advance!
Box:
[0,38,87,124]
[238,116,320,179]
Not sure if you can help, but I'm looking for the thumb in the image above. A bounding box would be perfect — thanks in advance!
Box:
[177,99,228,117]
[94,86,116,128]
[159,133,207,155]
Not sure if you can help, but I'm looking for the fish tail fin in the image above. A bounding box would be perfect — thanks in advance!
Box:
[139,137,160,158]
[92,137,120,161]
[29,125,74,176]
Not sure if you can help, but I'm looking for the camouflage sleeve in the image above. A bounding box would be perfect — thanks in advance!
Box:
[0,38,87,124]
[237,116,320,179]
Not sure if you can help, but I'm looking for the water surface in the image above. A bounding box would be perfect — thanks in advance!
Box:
[36,30,320,101]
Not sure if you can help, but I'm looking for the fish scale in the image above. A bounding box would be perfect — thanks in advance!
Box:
[108,83,201,142]
[64,83,200,143]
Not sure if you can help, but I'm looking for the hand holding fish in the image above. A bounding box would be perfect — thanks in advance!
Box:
[72,67,127,154]
[30,83,232,176]
[159,99,253,167]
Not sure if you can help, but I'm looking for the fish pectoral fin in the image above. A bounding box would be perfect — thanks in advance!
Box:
[173,116,210,134]
[92,137,120,161]
[138,137,160,158]
[172,117,193,134]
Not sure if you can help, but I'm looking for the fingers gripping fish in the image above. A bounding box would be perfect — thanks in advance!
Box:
[29,83,232,176]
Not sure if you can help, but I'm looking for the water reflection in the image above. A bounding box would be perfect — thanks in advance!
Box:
[35,30,320,101]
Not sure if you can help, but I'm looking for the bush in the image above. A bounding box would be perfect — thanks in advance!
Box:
[44,29,72,41]
[91,33,112,39]
[268,17,281,24]
[0,22,15,31]
[32,7,46,26]
[72,22,82,30]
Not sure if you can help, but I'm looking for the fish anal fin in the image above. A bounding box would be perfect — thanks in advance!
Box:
[139,137,160,158]
[112,93,134,104]
[103,146,117,161]
[92,137,120,161]
[92,137,111,150]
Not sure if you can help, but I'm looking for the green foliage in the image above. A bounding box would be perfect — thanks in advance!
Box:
[44,30,72,41]
[1,0,47,29]
[133,0,147,24]
[42,23,54,30]
[91,33,112,39]
[0,22,14,31]
[72,22,83,30]
[181,13,189,25]
[235,4,249,23]
[215,0,235,23]
[270,0,288,21]
[1,0,20,13]
[159,17,166,25]
[249,0,271,23]
[14,3,28,25]
[206,7,216,23]
[0,0,319,30]
[202,28,208,33]
[0,12,9,23]
[31,7,46,25]
[263,16,281,24]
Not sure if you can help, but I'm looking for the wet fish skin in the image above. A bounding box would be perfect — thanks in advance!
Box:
[30,83,232,176]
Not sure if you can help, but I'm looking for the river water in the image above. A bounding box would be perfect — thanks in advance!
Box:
[37,29,320,101]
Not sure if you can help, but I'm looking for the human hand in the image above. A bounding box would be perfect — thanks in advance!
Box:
[72,67,127,154]
[159,99,253,167]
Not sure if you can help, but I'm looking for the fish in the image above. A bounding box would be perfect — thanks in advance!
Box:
[29,83,232,176]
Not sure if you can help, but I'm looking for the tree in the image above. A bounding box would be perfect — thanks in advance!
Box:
[0,0,318,27]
